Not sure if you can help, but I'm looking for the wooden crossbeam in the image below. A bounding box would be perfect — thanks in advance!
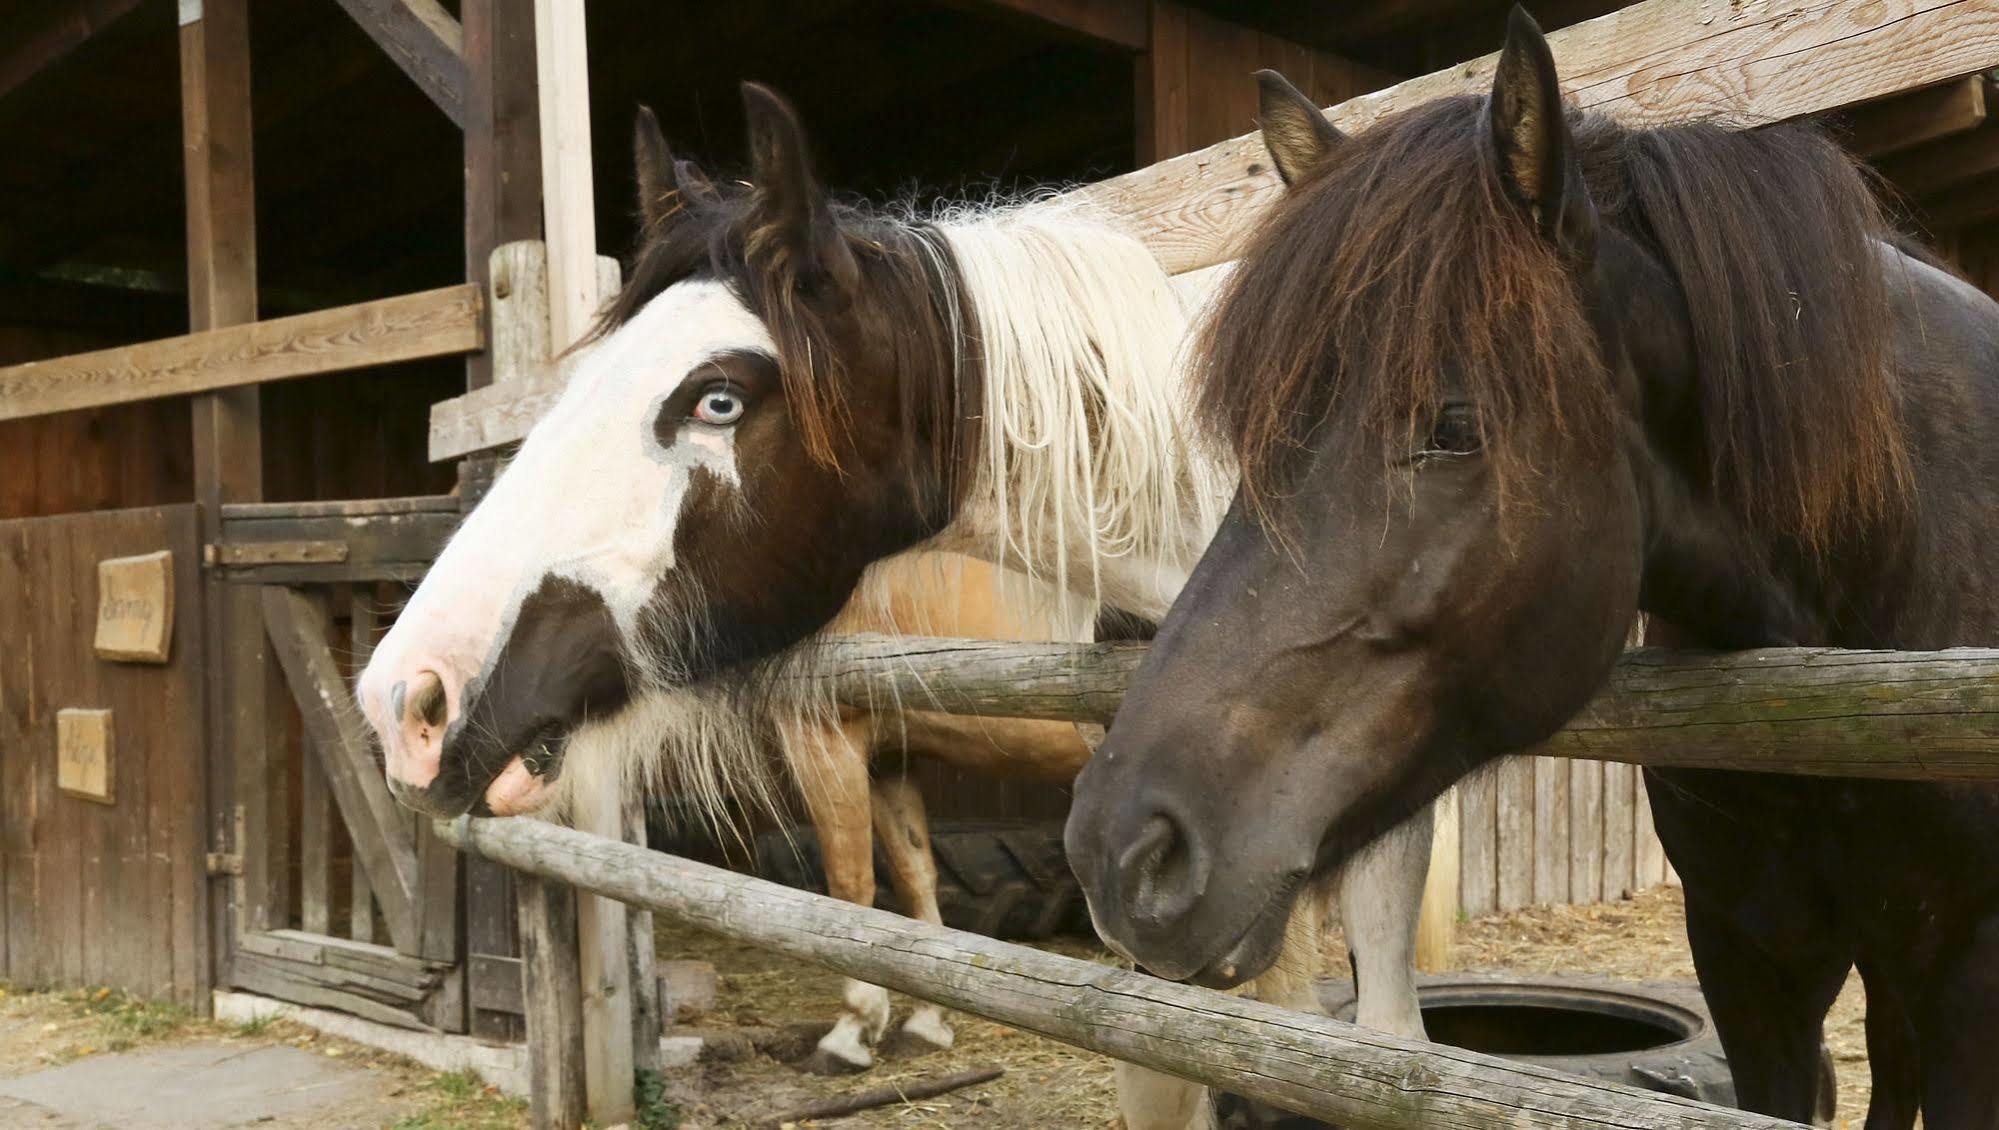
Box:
[950,0,1148,50]
[442,815,1794,1130]
[1084,0,1999,275]
[262,586,423,955]
[0,285,482,423]
[0,0,146,103]
[333,0,468,128]
[1880,124,1999,197]
[811,636,1999,782]
[1843,73,1989,158]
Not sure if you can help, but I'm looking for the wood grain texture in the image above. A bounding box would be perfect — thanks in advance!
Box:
[1081,0,1999,275]
[0,286,482,423]
[517,873,585,1130]
[958,0,1148,50]
[1532,759,1570,905]
[1601,761,1636,901]
[233,929,458,1030]
[331,0,466,128]
[1568,759,1603,906]
[812,636,1999,781]
[441,816,1798,1130]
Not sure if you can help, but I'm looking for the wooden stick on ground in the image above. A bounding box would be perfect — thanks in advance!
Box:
[761,1067,1004,1128]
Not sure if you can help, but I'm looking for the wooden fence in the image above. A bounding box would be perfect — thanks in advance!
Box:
[438,815,1798,1130]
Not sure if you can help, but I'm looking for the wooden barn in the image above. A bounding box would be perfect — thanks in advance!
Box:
[2,0,1997,1099]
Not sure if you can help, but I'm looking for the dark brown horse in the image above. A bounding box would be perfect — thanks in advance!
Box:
[1066,10,1999,1127]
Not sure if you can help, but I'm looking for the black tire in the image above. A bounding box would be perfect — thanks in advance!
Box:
[753,818,1090,940]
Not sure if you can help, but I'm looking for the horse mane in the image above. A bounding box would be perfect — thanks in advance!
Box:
[1199,93,1912,552]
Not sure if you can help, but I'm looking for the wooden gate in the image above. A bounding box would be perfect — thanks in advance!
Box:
[0,505,208,1005]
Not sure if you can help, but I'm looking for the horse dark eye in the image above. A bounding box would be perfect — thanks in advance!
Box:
[693,383,745,426]
[1419,405,1481,460]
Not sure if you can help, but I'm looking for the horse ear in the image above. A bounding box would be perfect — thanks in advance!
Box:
[740,82,858,289]
[1255,69,1343,186]
[1488,6,1597,257]
[633,106,716,232]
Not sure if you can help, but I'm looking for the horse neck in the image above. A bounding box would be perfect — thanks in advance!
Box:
[928,208,1228,622]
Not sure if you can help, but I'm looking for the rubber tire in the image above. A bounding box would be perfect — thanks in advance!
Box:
[1213,972,1836,1128]
[753,818,1090,940]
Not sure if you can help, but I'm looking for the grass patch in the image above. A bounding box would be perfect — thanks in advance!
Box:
[72,987,192,1051]
[388,1068,527,1130]
[634,1069,680,1130]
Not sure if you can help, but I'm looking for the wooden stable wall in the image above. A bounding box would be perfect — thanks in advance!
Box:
[0,505,208,1005]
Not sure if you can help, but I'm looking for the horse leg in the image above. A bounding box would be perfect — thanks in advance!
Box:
[1857,960,1919,1130]
[1338,803,1432,1039]
[1682,893,1847,1121]
[868,772,955,1054]
[1916,915,1999,1129]
[784,715,891,1074]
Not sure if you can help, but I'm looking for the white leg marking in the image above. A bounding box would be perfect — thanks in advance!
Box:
[1340,803,1434,1040]
[897,1003,956,1051]
[1116,1061,1217,1130]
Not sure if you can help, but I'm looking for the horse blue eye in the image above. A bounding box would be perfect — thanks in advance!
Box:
[694,384,744,425]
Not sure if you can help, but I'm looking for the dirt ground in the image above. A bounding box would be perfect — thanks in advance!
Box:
[654,884,1875,1129]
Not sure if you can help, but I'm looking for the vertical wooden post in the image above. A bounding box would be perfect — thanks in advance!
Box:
[532,5,634,1119]
[624,790,661,1079]
[181,0,274,1002]
[518,874,586,1130]
[460,0,542,1043]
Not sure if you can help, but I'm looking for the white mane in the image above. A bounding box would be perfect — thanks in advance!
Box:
[934,202,1230,615]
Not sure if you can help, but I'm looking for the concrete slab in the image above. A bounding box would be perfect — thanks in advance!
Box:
[0,1042,386,1130]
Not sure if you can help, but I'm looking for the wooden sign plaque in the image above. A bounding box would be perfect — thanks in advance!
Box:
[94,550,174,663]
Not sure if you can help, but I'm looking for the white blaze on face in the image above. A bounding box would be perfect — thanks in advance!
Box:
[358,280,773,797]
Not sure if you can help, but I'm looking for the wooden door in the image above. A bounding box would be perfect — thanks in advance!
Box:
[0,505,208,1005]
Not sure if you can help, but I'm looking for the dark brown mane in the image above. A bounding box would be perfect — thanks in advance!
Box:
[1200,93,1912,550]
[596,183,973,490]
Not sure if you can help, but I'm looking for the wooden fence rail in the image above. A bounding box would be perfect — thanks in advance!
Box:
[437,815,1798,1130]
[810,637,1999,781]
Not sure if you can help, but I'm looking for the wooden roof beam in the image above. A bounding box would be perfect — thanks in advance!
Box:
[332,0,467,128]
[948,0,1148,51]
[0,0,146,103]
[1878,123,1999,198]
[1841,73,1989,159]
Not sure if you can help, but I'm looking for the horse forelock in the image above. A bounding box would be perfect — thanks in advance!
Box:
[1202,93,1915,557]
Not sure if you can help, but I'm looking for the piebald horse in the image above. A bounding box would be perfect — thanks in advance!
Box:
[1069,10,1999,1127]
[358,83,1431,1126]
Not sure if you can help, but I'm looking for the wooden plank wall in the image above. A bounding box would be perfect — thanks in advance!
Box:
[1138,0,1398,163]
[0,505,208,1004]
[1456,756,1672,917]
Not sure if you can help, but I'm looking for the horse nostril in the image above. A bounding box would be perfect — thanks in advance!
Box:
[408,670,448,729]
[1116,811,1209,927]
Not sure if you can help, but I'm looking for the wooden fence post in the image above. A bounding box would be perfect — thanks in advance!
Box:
[517,873,585,1130]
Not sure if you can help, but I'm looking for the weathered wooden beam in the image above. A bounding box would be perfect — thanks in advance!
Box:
[1084,0,1999,275]
[234,929,459,1031]
[516,873,586,1130]
[261,586,423,953]
[1843,73,1989,158]
[441,816,1793,1130]
[0,0,146,103]
[810,636,1999,782]
[950,0,1148,50]
[0,285,483,423]
[217,495,458,583]
[332,0,467,128]
[1878,122,1999,197]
